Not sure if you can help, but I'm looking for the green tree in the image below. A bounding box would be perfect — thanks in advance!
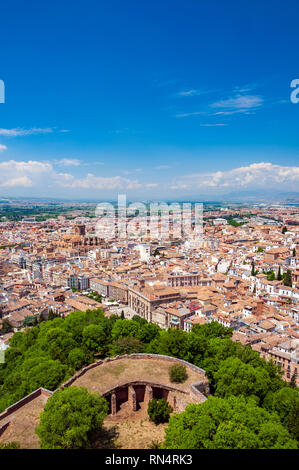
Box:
[277,267,282,281]
[86,292,102,303]
[23,357,68,391]
[42,327,76,362]
[67,348,88,370]
[147,328,188,359]
[251,262,258,276]
[148,398,173,425]
[213,357,271,404]
[109,336,145,355]
[38,312,45,323]
[63,310,88,342]
[183,332,208,366]
[36,386,108,449]
[22,316,38,328]
[47,309,57,321]
[1,318,13,334]
[111,319,139,341]
[267,271,275,281]
[283,269,292,287]
[132,315,147,325]
[288,399,299,442]
[136,322,160,343]
[82,324,107,355]
[192,321,233,340]
[263,387,299,441]
[164,396,297,449]
[293,248,296,257]
[282,226,287,234]
[290,374,297,389]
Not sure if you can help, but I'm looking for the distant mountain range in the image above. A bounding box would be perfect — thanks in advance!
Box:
[217,190,299,203]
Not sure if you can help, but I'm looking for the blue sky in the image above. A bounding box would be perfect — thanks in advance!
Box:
[0,0,298,200]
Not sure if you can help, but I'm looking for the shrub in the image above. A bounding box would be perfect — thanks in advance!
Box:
[148,398,173,425]
[0,441,20,449]
[169,364,188,383]
[149,439,163,449]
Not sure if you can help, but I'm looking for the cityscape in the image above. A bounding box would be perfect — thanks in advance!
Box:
[0,199,298,449]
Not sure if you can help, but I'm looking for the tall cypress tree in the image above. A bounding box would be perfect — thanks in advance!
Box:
[283,269,292,287]
[290,374,297,389]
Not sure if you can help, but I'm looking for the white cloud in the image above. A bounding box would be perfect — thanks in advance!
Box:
[171,163,299,192]
[0,128,54,137]
[0,160,52,188]
[55,158,81,166]
[177,89,199,97]
[211,94,263,112]
[175,111,205,118]
[177,89,217,97]
[200,123,228,127]
[0,159,142,192]
[212,110,254,116]
[0,176,33,188]
[170,184,188,190]
[1,159,297,196]
[175,86,264,121]
[61,174,141,190]
[0,160,73,189]
[0,144,7,152]
[0,160,52,174]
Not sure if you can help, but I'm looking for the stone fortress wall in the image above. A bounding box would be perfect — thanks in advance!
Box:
[60,353,210,415]
[0,353,210,441]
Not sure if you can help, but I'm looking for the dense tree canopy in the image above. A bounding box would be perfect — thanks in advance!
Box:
[164,396,297,449]
[213,357,271,404]
[109,336,145,356]
[263,387,299,441]
[0,308,112,411]
[0,309,297,449]
[36,386,108,449]
[82,324,107,354]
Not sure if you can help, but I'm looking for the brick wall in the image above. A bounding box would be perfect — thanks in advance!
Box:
[0,388,53,423]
